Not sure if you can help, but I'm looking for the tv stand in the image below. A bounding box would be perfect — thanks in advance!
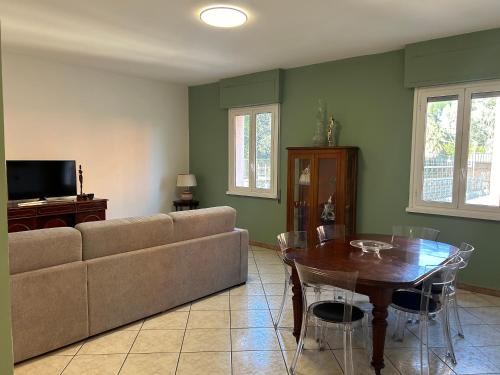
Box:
[7,198,108,232]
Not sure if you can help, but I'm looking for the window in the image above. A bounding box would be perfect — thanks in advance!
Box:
[228,104,279,198]
[408,80,500,220]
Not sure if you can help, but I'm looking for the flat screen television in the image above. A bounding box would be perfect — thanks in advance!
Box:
[7,160,77,200]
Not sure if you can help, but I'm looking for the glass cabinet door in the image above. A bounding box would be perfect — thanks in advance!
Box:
[316,155,339,229]
[292,156,313,232]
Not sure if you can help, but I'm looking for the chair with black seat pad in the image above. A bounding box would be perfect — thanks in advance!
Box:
[290,260,369,375]
[391,256,462,374]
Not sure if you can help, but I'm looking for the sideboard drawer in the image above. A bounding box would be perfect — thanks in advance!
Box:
[77,201,107,212]
[8,208,37,219]
[37,204,75,215]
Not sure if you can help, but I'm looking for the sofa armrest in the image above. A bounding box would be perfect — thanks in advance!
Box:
[235,228,249,283]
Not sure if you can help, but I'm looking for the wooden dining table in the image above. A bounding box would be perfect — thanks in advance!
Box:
[283,233,459,375]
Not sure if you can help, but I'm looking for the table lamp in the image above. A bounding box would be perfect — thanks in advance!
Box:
[177,174,197,201]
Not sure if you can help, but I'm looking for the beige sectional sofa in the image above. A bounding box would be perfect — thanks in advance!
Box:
[9,206,248,363]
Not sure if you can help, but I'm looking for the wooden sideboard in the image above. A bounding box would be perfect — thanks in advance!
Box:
[7,198,108,232]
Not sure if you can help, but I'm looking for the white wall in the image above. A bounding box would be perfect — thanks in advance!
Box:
[2,51,189,218]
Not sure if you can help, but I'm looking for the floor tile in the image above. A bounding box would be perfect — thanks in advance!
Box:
[176,352,231,375]
[267,295,292,310]
[232,350,288,375]
[246,273,261,284]
[181,328,231,352]
[130,330,184,353]
[270,308,294,328]
[326,326,369,350]
[408,320,472,349]
[231,309,274,328]
[385,348,455,375]
[476,345,500,367]
[460,324,500,346]
[482,294,500,306]
[333,348,400,375]
[276,327,321,351]
[112,320,144,331]
[187,310,230,329]
[229,283,265,296]
[62,354,126,375]
[230,295,269,310]
[142,311,189,330]
[456,293,493,308]
[433,346,498,374]
[283,349,343,375]
[260,273,287,284]
[172,303,191,312]
[14,355,72,375]
[191,294,229,310]
[448,307,485,325]
[466,307,500,324]
[257,264,286,274]
[78,330,138,355]
[231,328,281,351]
[52,341,84,356]
[263,283,287,296]
[119,353,178,375]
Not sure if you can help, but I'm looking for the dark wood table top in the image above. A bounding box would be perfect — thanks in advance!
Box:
[283,233,459,288]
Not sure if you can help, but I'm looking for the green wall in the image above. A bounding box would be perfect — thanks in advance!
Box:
[0,31,14,374]
[189,49,500,291]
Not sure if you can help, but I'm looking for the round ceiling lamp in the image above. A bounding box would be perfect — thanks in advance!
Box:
[200,6,247,28]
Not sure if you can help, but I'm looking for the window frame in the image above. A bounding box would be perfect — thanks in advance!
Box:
[407,79,500,221]
[227,103,280,199]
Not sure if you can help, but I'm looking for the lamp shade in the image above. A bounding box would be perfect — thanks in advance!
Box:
[177,174,197,187]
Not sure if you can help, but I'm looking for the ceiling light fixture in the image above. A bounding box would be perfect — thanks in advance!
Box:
[200,6,247,28]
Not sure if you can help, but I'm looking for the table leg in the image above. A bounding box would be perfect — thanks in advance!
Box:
[290,267,303,342]
[369,290,393,375]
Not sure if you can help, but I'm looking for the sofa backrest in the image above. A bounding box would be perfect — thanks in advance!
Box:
[168,206,236,242]
[77,214,174,260]
[9,227,82,275]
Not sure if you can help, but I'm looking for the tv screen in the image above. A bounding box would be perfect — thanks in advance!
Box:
[7,160,77,200]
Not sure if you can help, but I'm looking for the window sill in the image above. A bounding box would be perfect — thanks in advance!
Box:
[406,205,500,221]
[226,190,278,200]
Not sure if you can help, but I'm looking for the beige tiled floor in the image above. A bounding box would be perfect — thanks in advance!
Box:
[14,246,500,374]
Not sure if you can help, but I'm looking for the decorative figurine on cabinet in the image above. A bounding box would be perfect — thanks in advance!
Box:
[320,195,336,224]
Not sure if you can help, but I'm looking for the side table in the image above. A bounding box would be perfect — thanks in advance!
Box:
[173,199,199,211]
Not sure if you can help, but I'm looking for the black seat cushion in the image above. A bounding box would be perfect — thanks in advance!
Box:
[312,302,365,323]
[392,290,439,313]
[414,282,444,295]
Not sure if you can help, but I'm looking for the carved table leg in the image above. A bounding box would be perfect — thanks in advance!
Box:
[290,266,303,342]
[369,290,393,375]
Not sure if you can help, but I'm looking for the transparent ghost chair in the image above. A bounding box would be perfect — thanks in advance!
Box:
[391,256,463,373]
[448,242,475,338]
[275,231,308,329]
[316,224,346,244]
[290,260,369,375]
[391,225,440,242]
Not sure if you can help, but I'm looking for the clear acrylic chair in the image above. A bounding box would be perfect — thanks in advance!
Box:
[391,225,440,242]
[275,231,308,329]
[391,256,463,374]
[448,242,475,338]
[290,260,369,375]
[316,224,346,244]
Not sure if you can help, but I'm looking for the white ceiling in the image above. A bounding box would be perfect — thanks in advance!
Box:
[1,0,500,85]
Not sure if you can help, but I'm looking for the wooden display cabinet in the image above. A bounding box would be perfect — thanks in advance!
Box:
[286,147,358,244]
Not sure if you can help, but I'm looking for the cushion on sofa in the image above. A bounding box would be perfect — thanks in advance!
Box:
[168,206,236,242]
[9,227,82,275]
[77,214,174,260]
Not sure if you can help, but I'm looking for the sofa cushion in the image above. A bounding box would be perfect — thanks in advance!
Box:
[9,227,82,275]
[76,214,174,260]
[169,206,236,242]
